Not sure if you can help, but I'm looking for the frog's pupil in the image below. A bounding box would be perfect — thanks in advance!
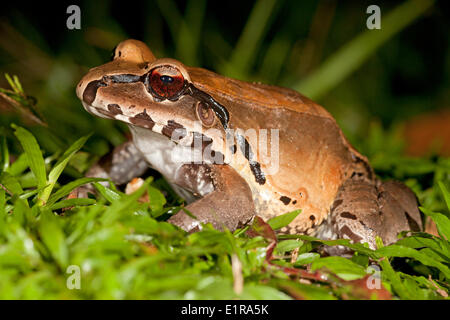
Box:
[160,75,174,84]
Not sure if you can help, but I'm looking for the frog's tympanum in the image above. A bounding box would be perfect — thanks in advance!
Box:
[76,39,422,252]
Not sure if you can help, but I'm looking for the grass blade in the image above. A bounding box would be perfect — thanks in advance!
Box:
[12,124,47,192]
[421,206,450,241]
[1,134,9,172]
[376,245,450,279]
[39,209,68,269]
[293,0,434,99]
[40,135,90,205]
[221,0,280,79]
[267,209,301,230]
[47,198,96,211]
[438,181,450,212]
[46,177,107,206]
[175,0,206,65]
[93,182,122,203]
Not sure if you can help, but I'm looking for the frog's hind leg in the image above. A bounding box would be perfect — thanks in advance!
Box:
[376,180,422,244]
[321,178,422,254]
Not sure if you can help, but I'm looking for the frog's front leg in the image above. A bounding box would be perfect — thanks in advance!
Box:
[168,164,255,232]
[71,140,148,198]
[323,178,422,252]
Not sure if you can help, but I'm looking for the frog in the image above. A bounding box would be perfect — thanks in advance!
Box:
[75,39,422,250]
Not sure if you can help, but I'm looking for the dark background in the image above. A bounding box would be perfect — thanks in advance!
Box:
[0,0,448,157]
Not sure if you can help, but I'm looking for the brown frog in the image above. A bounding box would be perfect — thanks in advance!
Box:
[75,39,422,250]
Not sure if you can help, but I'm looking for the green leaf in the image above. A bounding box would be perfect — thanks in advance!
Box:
[294,235,378,258]
[1,134,9,172]
[147,184,166,213]
[438,181,450,212]
[0,172,23,195]
[221,0,280,79]
[6,153,28,176]
[46,177,107,206]
[273,279,337,300]
[38,210,68,269]
[294,0,434,99]
[100,177,152,225]
[274,239,303,254]
[294,252,320,266]
[93,182,122,202]
[39,135,90,205]
[378,255,412,299]
[240,284,292,300]
[47,198,96,211]
[267,209,301,230]
[12,197,30,226]
[0,189,5,231]
[396,235,449,261]
[376,245,450,279]
[420,207,450,241]
[311,256,367,281]
[12,125,47,191]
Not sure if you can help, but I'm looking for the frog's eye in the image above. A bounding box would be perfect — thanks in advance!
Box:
[148,65,186,100]
[195,101,216,127]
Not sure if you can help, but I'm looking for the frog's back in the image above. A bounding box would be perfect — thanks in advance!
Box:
[187,67,334,119]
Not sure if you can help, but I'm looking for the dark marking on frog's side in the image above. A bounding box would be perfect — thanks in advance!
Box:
[280,196,291,205]
[129,105,136,109]
[292,200,297,205]
[235,133,266,185]
[83,80,107,104]
[107,104,123,115]
[340,212,357,220]
[331,199,343,212]
[186,83,230,129]
[249,162,266,185]
[162,120,187,140]
[309,215,315,221]
[130,109,155,129]
[340,225,363,243]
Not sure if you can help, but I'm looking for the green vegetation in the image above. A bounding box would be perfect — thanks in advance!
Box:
[0,122,449,299]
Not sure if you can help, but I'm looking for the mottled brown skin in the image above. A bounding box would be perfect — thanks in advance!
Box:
[75,39,422,251]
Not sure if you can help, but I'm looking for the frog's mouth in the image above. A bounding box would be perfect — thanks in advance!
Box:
[83,101,190,143]
[82,102,158,130]
[82,101,228,166]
